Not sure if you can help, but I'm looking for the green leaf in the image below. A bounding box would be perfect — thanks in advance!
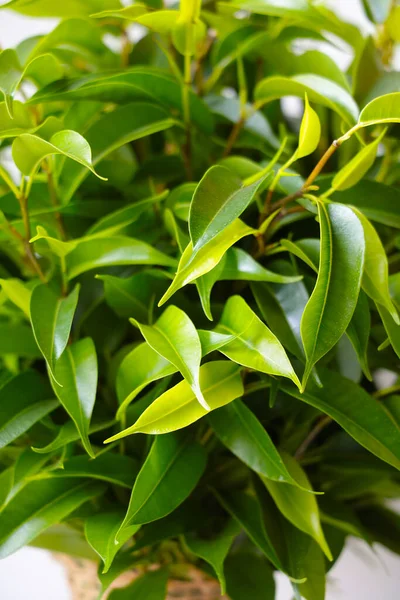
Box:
[0,323,41,357]
[224,552,275,600]
[66,236,177,279]
[159,219,256,305]
[117,433,206,533]
[358,92,400,126]
[261,452,332,559]
[12,130,106,180]
[209,399,306,487]
[376,304,400,359]
[106,361,243,440]
[0,370,57,449]
[300,202,365,388]
[353,209,399,323]
[346,291,372,380]
[29,68,214,134]
[0,100,36,138]
[282,368,400,471]
[185,519,240,594]
[0,478,104,559]
[131,305,208,410]
[85,511,139,574]
[1,0,121,17]
[0,277,32,318]
[255,74,359,125]
[49,453,139,488]
[213,489,287,574]
[30,283,80,380]
[331,134,382,191]
[31,419,114,454]
[87,192,168,236]
[58,103,176,203]
[97,271,170,320]
[189,165,270,251]
[107,569,169,600]
[197,248,300,321]
[280,238,318,273]
[52,338,98,458]
[294,93,321,160]
[216,295,301,388]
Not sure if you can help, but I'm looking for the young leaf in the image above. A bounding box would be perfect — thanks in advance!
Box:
[107,569,169,600]
[85,512,139,573]
[0,277,32,318]
[358,92,400,126]
[0,478,104,559]
[30,283,80,380]
[0,370,57,449]
[52,338,98,458]
[331,133,382,191]
[185,519,240,594]
[261,452,332,559]
[106,361,243,441]
[294,93,321,160]
[12,130,106,179]
[189,165,270,251]
[159,219,256,305]
[32,419,115,454]
[282,368,400,470]
[300,202,365,388]
[216,295,301,388]
[131,305,209,410]
[209,399,307,487]
[117,433,206,533]
[353,209,399,323]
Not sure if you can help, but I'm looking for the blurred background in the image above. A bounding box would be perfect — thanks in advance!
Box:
[0,0,400,598]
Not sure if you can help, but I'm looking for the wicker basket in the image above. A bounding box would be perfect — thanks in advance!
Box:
[55,554,226,600]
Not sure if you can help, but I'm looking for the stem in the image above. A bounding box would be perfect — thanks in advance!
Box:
[303,140,339,189]
[18,192,46,282]
[373,384,400,399]
[46,167,66,240]
[0,165,19,197]
[223,117,245,158]
[295,415,332,458]
[182,52,193,179]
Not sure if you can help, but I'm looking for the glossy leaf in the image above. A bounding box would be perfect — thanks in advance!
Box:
[12,130,106,180]
[32,419,115,454]
[117,433,206,533]
[301,202,365,388]
[66,236,177,279]
[0,0,121,17]
[209,399,305,487]
[216,295,301,388]
[131,305,208,410]
[106,361,243,440]
[0,370,56,449]
[189,165,270,251]
[108,569,169,600]
[0,277,31,318]
[185,519,240,594]
[255,74,359,125]
[295,93,321,160]
[49,453,139,488]
[85,511,139,573]
[52,338,98,458]
[30,283,80,380]
[282,368,400,470]
[0,478,104,559]
[331,134,381,191]
[346,290,372,380]
[159,219,256,305]
[224,552,275,600]
[261,452,332,559]
[354,209,399,323]
[358,92,400,126]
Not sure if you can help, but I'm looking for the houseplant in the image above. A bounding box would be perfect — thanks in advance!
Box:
[1,0,400,598]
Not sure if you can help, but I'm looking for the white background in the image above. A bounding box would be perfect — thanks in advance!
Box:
[0,1,400,598]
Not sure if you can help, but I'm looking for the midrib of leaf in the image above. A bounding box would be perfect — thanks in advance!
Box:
[0,480,91,546]
[65,348,86,435]
[125,440,188,523]
[134,368,240,430]
[151,322,197,386]
[1,399,57,433]
[107,279,148,316]
[306,202,333,363]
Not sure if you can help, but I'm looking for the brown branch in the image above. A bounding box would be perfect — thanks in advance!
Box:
[18,194,46,282]
[223,117,245,158]
[295,415,332,459]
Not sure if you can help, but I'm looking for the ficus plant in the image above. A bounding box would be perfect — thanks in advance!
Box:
[1,0,400,598]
